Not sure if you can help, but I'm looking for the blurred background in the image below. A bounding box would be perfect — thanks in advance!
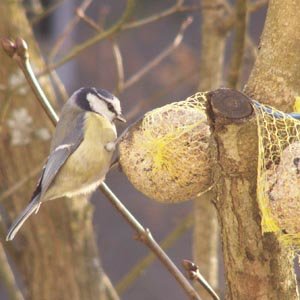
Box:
[0,1,269,299]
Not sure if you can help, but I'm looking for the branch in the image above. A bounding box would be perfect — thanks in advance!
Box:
[116,213,193,294]
[222,0,267,32]
[30,0,70,25]
[75,9,125,94]
[123,0,185,30]
[48,70,69,101]
[1,37,202,300]
[78,11,193,93]
[126,67,198,121]
[227,0,247,88]
[48,0,93,62]
[244,0,300,111]
[123,16,193,90]
[182,260,220,300]
[112,41,125,94]
[43,0,136,75]
[13,0,197,92]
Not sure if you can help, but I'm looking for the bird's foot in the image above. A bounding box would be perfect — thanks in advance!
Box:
[105,142,116,152]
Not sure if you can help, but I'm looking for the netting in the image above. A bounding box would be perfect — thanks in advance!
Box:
[119,92,212,203]
[253,101,300,246]
[141,92,209,185]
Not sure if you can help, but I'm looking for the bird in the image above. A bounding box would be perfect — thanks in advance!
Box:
[6,87,126,241]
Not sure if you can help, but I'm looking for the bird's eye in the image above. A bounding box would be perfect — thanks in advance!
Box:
[107,103,114,112]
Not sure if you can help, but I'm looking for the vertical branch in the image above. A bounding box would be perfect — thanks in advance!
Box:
[227,0,247,88]
[112,41,125,94]
[244,0,300,111]
[194,0,228,297]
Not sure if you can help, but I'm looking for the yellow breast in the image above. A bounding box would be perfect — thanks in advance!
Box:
[71,113,117,174]
[46,113,117,199]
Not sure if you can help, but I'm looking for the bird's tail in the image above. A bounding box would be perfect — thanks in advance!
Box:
[6,196,41,241]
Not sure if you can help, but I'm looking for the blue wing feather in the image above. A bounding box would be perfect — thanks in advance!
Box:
[31,113,85,200]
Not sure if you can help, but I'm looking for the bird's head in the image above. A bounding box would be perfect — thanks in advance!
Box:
[74,87,126,123]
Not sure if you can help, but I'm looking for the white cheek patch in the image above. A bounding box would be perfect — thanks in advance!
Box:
[94,91,122,116]
[87,93,115,121]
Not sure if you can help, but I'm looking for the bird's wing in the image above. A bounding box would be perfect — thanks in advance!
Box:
[31,113,85,200]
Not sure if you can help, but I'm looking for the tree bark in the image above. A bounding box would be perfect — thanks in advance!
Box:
[193,0,227,297]
[244,0,300,111]
[207,88,298,300]
[0,2,116,300]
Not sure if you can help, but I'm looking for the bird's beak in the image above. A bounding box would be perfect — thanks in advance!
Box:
[115,114,126,123]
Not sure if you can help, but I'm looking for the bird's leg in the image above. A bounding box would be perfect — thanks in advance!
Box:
[104,141,116,152]
[106,116,144,169]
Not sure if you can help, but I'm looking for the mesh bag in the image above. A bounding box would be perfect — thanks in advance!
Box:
[253,101,300,246]
[119,92,212,202]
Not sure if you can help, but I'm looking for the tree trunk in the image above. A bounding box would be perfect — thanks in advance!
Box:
[205,0,300,298]
[244,0,300,111]
[0,2,116,300]
[207,88,298,300]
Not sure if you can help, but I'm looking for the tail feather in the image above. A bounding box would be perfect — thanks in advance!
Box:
[6,197,41,241]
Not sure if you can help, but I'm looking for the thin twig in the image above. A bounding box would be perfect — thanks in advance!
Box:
[48,0,93,62]
[0,92,13,130]
[78,11,192,93]
[1,38,58,123]
[123,16,193,90]
[76,12,125,93]
[102,273,120,300]
[12,0,198,91]
[182,260,220,300]
[116,213,193,294]
[123,0,185,30]
[227,0,247,88]
[1,37,202,300]
[76,7,102,31]
[30,0,70,26]
[126,66,198,121]
[112,41,125,94]
[43,0,136,75]
[100,184,201,300]
[48,70,69,102]
[123,1,202,30]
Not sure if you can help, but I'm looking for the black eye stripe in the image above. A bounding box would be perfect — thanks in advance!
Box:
[107,102,115,112]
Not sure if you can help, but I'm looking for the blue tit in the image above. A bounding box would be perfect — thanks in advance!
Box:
[6,87,126,241]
